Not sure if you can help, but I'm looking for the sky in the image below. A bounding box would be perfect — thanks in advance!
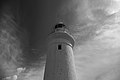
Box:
[1,0,120,80]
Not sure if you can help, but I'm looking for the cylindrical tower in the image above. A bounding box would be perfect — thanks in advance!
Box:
[44,22,77,80]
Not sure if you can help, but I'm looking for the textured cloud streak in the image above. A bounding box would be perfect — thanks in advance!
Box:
[59,0,120,24]
[0,8,25,79]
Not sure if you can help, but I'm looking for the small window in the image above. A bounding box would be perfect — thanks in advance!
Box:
[58,44,62,50]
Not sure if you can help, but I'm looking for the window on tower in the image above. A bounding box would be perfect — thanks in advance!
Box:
[58,44,62,50]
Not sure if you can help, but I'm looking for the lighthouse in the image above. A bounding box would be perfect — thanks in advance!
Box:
[43,22,77,80]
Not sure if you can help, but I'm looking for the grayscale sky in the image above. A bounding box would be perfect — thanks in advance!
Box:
[1,0,120,80]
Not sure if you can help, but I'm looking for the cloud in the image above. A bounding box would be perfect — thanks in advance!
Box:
[0,12,24,78]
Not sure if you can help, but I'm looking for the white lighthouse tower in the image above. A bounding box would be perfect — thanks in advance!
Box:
[44,22,77,80]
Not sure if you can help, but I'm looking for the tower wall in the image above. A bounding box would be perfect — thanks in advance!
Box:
[44,32,77,80]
